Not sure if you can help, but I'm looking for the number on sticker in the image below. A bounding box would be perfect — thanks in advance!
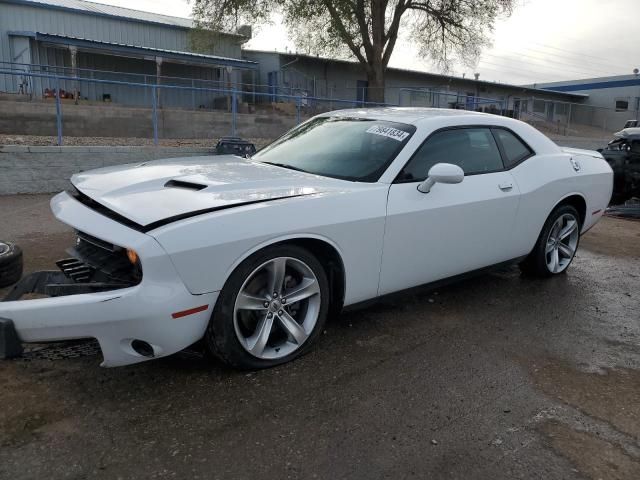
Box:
[366,125,410,142]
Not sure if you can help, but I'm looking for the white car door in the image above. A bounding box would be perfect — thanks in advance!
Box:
[379,127,521,295]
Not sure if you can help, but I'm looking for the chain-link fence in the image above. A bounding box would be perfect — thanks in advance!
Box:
[0,67,394,146]
[3,64,630,148]
[516,96,639,139]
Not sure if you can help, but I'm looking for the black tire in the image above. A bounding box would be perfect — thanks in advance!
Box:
[205,244,330,370]
[520,204,581,277]
[0,241,23,288]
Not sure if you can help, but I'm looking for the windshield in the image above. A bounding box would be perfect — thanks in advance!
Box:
[252,116,416,182]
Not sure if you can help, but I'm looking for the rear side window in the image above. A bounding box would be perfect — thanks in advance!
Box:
[493,129,533,167]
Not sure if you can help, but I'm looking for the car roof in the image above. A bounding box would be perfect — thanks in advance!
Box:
[324,107,494,125]
[324,107,561,156]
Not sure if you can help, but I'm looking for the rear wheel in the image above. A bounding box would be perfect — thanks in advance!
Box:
[205,244,330,369]
[520,205,581,277]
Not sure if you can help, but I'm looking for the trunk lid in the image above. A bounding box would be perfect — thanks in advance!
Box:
[560,147,604,159]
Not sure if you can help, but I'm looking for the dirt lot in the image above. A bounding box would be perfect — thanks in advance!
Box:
[0,195,639,480]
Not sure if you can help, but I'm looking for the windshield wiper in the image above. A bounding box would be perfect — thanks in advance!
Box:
[261,162,310,174]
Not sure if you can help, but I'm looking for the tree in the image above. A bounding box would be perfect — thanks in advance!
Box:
[191,0,515,103]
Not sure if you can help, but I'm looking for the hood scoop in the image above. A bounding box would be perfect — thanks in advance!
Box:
[164,179,207,191]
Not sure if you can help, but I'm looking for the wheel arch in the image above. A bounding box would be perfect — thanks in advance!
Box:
[223,234,347,314]
[552,193,587,228]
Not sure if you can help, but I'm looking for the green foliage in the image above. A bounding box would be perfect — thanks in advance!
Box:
[188,27,223,54]
[191,0,276,33]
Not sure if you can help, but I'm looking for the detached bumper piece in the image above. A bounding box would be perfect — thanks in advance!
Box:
[2,271,130,301]
[0,318,23,359]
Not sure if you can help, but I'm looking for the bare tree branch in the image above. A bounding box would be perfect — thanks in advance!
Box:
[191,0,516,102]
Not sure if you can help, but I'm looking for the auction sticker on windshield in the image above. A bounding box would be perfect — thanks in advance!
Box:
[366,125,410,142]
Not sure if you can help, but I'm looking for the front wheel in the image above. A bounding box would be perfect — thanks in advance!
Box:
[205,244,330,369]
[520,205,581,277]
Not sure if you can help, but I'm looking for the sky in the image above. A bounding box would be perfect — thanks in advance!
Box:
[92,0,638,86]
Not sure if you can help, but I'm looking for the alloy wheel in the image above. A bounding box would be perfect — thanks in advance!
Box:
[545,213,579,273]
[233,257,321,360]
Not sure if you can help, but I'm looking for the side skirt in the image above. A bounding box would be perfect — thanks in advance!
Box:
[342,256,528,313]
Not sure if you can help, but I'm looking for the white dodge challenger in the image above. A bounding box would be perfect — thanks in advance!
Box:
[0,108,613,369]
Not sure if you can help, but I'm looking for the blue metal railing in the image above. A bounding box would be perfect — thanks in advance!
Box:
[1,67,520,146]
[0,60,252,92]
[3,61,518,108]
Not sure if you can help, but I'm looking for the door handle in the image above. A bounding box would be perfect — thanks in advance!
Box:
[498,183,513,191]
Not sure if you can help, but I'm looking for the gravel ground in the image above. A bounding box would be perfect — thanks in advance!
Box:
[0,134,273,149]
[0,195,639,480]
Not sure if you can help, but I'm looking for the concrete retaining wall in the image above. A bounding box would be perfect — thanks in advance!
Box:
[0,134,610,195]
[0,145,218,194]
[0,100,299,139]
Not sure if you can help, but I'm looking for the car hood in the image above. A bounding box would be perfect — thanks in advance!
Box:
[71,155,351,229]
[613,127,640,140]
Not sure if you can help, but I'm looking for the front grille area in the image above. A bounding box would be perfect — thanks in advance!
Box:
[56,232,142,287]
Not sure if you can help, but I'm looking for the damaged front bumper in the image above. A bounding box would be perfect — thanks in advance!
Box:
[0,267,131,360]
[0,192,218,367]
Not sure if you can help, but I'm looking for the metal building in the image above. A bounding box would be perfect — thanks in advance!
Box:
[0,0,257,107]
[537,75,640,130]
[242,50,586,115]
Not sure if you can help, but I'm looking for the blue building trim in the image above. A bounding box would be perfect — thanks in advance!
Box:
[542,78,640,92]
[8,31,259,70]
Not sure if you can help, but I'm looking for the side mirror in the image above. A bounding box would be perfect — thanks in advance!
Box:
[417,163,465,193]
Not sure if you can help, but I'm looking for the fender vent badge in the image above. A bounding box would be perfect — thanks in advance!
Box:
[570,157,581,172]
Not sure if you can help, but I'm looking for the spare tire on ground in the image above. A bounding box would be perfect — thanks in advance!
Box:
[0,241,23,288]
